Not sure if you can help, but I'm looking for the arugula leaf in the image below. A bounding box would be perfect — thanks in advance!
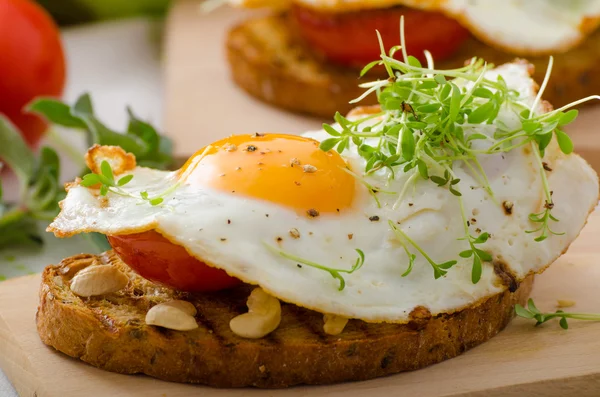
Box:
[29,93,173,170]
[0,116,35,197]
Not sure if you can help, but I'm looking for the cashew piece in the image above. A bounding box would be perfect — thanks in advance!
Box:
[146,300,198,331]
[323,314,349,335]
[230,288,281,339]
[70,265,129,297]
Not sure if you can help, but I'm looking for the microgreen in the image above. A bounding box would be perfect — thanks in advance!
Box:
[264,243,365,291]
[515,298,600,329]
[319,16,599,284]
[389,221,457,279]
[0,94,174,250]
[80,161,165,206]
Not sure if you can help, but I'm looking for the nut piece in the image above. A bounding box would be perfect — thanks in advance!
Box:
[230,288,281,339]
[323,314,349,335]
[70,265,129,297]
[145,300,199,331]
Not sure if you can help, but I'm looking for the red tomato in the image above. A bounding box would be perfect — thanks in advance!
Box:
[0,0,66,148]
[291,5,470,67]
[108,231,242,292]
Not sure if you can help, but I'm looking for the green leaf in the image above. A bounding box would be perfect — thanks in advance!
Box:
[407,56,422,68]
[472,87,493,98]
[80,174,101,187]
[149,197,164,206]
[27,98,87,128]
[401,128,415,161]
[527,298,541,315]
[337,137,348,153]
[475,249,492,261]
[438,260,457,270]
[449,83,461,121]
[559,316,569,329]
[467,133,488,142]
[471,255,482,284]
[319,138,339,152]
[474,232,490,244]
[117,174,134,186]
[74,93,94,116]
[468,101,494,124]
[100,161,114,184]
[417,103,441,113]
[334,112,351,129]
[99,185,108,196]
[434,74,447,85]
[416,159,429,179]
[558,109,578,126]
[323,123,341,137]
[430,176,447,186]
[419,81,438,90]
[140,191,149,200]
[537,132,553,151]
[515,304,535,319]
[459,250,473,258]
[0,115,35,196]
[555,129,574,154]
[360,60,381,77]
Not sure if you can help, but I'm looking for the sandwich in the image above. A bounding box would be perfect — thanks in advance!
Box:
[38,32,599,387]
[225,0,600,117]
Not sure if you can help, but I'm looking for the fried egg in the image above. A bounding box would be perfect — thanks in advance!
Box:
[232,0,600,55]
[49,62,598,323]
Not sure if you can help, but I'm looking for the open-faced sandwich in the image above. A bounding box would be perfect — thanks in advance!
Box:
[38,28,599,388]
[225,0,600,117]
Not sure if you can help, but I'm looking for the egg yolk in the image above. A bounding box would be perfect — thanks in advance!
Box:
[178,134,355,214]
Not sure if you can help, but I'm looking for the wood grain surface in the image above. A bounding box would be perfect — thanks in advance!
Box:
[164,0,600,172]
[1,210,600,397]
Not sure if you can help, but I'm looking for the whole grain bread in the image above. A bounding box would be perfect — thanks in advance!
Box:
[227,13,600,118]
[37,251,533,388]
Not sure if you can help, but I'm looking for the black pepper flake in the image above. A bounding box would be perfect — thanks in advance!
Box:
[231,190,236,193]
[265,214,269,217]
[276,237,283,242]
[369,215,380,222]
[297,264,302,268]
[348,233,354,240]
[544,200,555,210]
[471,218,477,224]
[307,208,320,218]
[467,221,470,227]
[475,228,482,234]
[227,219,231,224]
[252,132,264,138]
[309,231,314,235]
[294,181,301,186]
[543,162,553,172]
[336,208,340,212]
[260,152,266,155]
[246,145,257,152]
[502,201,514,215]
[220,238,227,242]
[408,203,414,207]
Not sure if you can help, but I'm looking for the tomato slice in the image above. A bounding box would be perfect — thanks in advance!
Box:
[108,231,242,292]
[291,5,470,68]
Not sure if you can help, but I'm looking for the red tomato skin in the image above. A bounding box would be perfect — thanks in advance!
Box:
[291,5,470,68]
[108,231,242,292]
[0,0,66,147]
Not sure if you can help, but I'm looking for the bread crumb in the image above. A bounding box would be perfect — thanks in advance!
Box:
[557,299,576,308]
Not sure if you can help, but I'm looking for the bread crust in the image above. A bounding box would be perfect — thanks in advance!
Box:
[37,251,533,388]
[227,13,600,118]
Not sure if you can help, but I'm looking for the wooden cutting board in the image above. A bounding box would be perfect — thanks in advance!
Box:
[1,211,600,397]
[163,0,600,171]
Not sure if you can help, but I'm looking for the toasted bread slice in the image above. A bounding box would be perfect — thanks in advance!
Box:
[227,13,600,118]
[37,251,533,388]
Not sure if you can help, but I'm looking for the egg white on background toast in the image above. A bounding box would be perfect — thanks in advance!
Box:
[231,0,600,55]
[49,61,598,323]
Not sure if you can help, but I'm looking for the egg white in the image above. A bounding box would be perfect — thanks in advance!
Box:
[49,62,598,323]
